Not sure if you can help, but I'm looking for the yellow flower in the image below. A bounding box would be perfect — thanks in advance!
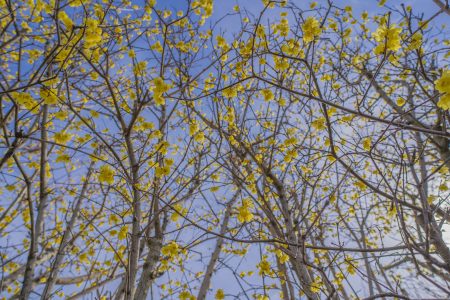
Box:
[216,35,228,50]
[257,255,272,276]
[372,24,402,54]
[69,0,83,7]
[85,18,102,49]
[179,290,194,300]
[189,121,199,136]
[162,241,179,259]
[437,93,450,110]
[435,69,450,94]
[40,88,58,105]
[274,57,289,71]
[98,165,115,184]
[310,276,323,293]
[256,24,266,39]
[118,226,127,240]
[222,86,237,99]
[79,253,88,263]
[109,214,119,225]
[58,11,73,29]
[194,131,205,143]
[362,138,371,151]
[55,154,70,163]
[151,77,170,106]
[355,180,367,191]
[311,117,326,131]
[170,203,187,222]
[407,32,422,51]
[396,97,406,107]
[12,92,38,111]
[388,205,397,217]
[275,18,289,37]
[344,255,358,275]
[436,70,450,110]
[237,206,253,223]
[54,131,72,144]
[54,111,68,120]
[21,21,32,33]
[261,89,274,102]
[237,198,254,223]
[192,0,214,19]
[151,41,163,53]
[275,249,289,263]
[302,17,321,44]
[215,289,225,300]
[133,61,147,75]
[155,164,170,178]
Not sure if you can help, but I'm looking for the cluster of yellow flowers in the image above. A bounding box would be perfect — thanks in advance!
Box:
[155,162,171,178]
[302,17,321,44]
[222,86,237,99]
[118,226,128,240]
[283,135,299,163]
[274,17,289,37]
[407,32,422,51]
[151,41,163,53]
[12,92,37,112]
[188,119,205,142]
[372,23,402,55]
[189,119,199,136]
[310,276,324,293]
[274,56,289,71]
[54,131,72,145]
[261,89,274,102]
[280,38,304,57]
[275,248,289,263]
[179,290,195,300]
[257,255,272,276]
[98,165,115,185]
[216,35,229,51]
[237,198,254,223]
[84,18,102,49]
[215,289,225,300]
[69,0,84,7]
[344,255,358,275]
[161,241,180,259]
[362,137,372,152]
[311,117,326,131]
[170,203,187,222]
[192,0,213,20]
[223,106,235,125]
[55,153,71,163]
[151,77,170,106]
[40,88,58,105]
[436,70,450,110]
[133,61,148,75]
[58,11,73,29]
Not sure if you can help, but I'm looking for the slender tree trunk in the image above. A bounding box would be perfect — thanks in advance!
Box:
[197,194,238,300]
[41,164,93,299]
[289,255,319,300]
[133,237,163,300]
[124,137,142,300]
[20,104,48,299]
[276,258,291,300]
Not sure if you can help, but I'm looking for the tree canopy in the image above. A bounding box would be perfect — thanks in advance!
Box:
[0,0,449,299]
